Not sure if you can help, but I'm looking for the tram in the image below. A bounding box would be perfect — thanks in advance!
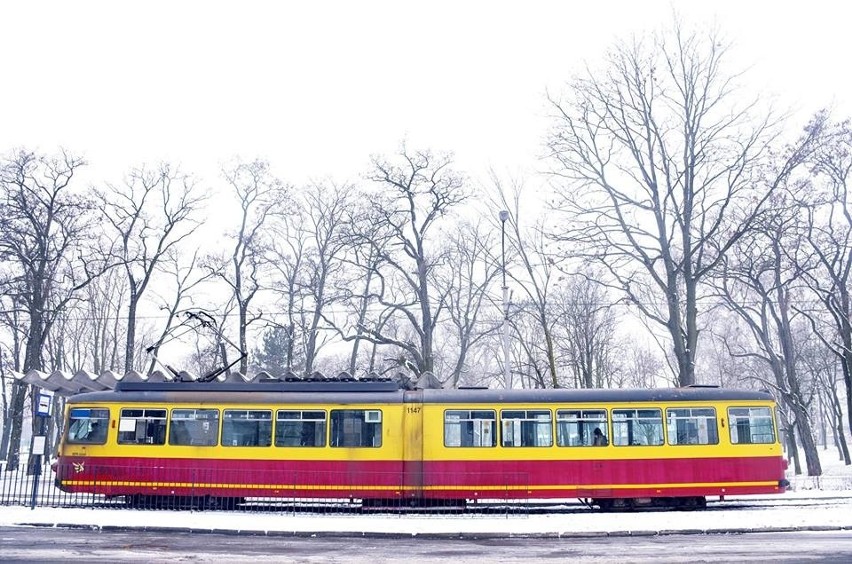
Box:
[53,380,788,509]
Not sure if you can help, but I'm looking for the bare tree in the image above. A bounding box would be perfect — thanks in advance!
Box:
[341,234,382,377]
[491,173,560,387]
[0,150,108,467]
[296,182,353,374]
[266,201,308,374]
[440,219,502,388]
[0,299,27,461]
[797,114,852,439]
[507,307,551,389]
[715,193,822,475]
[554,272,619,388]
[702,315,757,388]
[143,250,211,376]
[603,339,666,390]
[80,267,127,373]
[265,181,352,376]
[799,331,851,464]
[97,164,204,373]
[342,147,467,377]
[0,296,25,376]
[184,299,236,379]
[546,22,815,386]
[206,159,288,375]
[0,330,23,460]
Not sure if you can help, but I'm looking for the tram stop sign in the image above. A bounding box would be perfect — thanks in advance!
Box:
[36,390,53,417]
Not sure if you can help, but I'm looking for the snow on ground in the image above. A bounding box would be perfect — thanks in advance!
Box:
[787,447,852,491]
[2,493,852,537]
[1,450,850,536]
[816,449,852,475]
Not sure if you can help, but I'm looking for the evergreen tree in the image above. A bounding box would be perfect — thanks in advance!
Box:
[251,326,303,377]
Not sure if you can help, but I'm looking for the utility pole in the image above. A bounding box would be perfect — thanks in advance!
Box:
[30,388,52,508]
[499,210,511,389]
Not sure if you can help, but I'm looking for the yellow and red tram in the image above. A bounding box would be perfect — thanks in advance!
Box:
[54,381,788,509]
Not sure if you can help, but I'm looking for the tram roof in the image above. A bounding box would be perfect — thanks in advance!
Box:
[66,381,774,405]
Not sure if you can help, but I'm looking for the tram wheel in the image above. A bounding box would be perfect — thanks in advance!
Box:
[593,498,615,512]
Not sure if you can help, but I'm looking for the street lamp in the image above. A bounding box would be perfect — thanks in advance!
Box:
[499,210,511,389]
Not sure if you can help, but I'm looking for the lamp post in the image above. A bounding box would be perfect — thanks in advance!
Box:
[499,210,511,389]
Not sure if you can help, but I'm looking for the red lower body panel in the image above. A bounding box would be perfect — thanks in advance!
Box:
[54,456,786,500]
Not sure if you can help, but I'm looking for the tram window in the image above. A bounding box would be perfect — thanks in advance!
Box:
[612,408,664,446]
[169,409,220,446]
[501,410,552,447]
[222,410,272,447]
[728,407,775,444]
[556,409,608,447]
[444,410,497,447]
[330,409,382,448]
[67,408,110,444]
[117,408,167,445]
[276,410,327,447]
[666,408,718,445]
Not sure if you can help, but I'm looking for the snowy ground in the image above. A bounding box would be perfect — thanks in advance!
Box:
[2,491,852,538]
[1,450,850,538]
[787,447,852,491]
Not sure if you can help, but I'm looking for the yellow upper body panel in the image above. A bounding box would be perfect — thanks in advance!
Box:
[61,401,404,461]
[420,399,780,461]
[60,396,780,462]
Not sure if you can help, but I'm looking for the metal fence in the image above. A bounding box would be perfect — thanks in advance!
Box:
[0,461,532,517]
[6,460,848,515]
[788,474,852,492]
[1,460,124,510]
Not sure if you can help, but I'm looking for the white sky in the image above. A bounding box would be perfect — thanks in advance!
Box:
[1,1,850,189]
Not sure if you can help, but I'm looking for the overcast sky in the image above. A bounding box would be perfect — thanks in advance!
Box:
[1,1,850,189]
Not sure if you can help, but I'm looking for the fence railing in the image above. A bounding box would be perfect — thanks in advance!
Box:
[787,474,852,492]
[0,461,531,517]
[5,459,848,514]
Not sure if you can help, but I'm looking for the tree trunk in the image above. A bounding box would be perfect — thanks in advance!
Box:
[682,273,699,387]
[367,341,379,374]
[124,291,138,373]
[776,272,821,476]
[305,309,322,375]
[218,342,230,376]
[348,260,375,376]
[836,289,852,442]
[843,347,852,442]
[305,331,316,375]
[794,410,823,476]
[786,426,802,476]
[9,307,46,469]
[238,304,248,374]
[0,351,11,462]
[545,329,558,388]
[347,336,362,377]
[583,345,593,389]
[4,382,28,469]
[836,418,851,465]
[829,382,852,464]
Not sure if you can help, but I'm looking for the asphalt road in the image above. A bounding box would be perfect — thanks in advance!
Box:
[3,526,852,563]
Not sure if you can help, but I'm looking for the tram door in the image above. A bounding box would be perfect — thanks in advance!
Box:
[402,390,424,501]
